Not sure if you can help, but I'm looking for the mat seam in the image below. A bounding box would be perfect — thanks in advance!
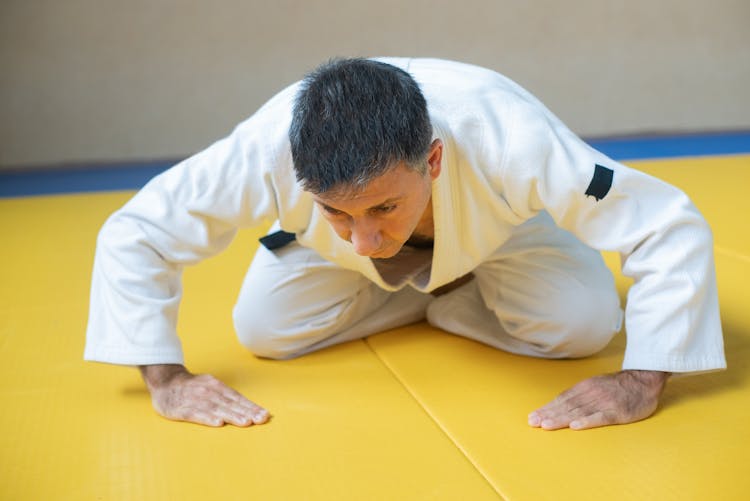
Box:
[363,337,508,501]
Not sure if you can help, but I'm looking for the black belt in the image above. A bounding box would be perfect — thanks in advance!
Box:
[259,230,297,250]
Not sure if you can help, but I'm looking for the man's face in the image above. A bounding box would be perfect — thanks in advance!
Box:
[312,141,442,259]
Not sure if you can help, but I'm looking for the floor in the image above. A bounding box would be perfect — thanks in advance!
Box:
[1,143,748,499]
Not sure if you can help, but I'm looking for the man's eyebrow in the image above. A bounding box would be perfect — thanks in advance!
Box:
[313,199,342,209]
[321,203,343,212]
[369,197,402,209]
[314,196,403,212]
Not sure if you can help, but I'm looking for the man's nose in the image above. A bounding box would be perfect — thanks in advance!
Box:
[350,218,382,256]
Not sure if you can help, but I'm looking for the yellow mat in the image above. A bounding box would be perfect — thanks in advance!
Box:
[0,155,748,500]
[368,155,750,500]
[0,194,495,500]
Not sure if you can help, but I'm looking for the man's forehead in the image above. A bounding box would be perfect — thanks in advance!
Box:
[309,161,424,208]
[317,179,400,202]
[313,190,403,209]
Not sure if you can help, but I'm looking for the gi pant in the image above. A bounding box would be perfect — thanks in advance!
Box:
[233,214,623,361]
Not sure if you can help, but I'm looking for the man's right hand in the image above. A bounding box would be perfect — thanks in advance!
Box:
[139,364,270,427]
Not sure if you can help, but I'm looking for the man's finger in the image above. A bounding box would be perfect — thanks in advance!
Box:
[229,399,269,424]
[251,407,270,424]
[528,411,542,427]
[184,409,225,427]
[213,407,254,427]
[529,394,596,429]
[570,411,614,430]
[203,392,269,426]
[212,383,270,419]
[225,393,268,417]
[208,393,269,424]
[528,409,573,430]
[539,415,573,430]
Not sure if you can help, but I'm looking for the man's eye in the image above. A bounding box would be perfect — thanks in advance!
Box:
[373,205,396,214]
[322,205,343,216]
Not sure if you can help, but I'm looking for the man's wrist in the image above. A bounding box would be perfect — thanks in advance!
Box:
[139,364,190,390]
[621,369,670,394]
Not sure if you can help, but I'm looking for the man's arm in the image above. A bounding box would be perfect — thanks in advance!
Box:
[140,364,269,427]
[527,370,669,430]
[486,96,724,429]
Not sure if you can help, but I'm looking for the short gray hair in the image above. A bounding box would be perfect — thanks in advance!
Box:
[289,58,433,194]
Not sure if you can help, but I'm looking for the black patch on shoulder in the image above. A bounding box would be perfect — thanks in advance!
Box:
[259,230,296,250]
[585,164,614,201]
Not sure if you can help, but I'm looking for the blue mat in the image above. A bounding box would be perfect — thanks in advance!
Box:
[1,131,749,198]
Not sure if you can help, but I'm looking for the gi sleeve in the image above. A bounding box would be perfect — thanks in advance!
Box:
[497,98,726,373]
[84,115,287,366]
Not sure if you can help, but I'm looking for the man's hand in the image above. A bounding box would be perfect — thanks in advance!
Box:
[528,370,670,430]
[139,364,270,427]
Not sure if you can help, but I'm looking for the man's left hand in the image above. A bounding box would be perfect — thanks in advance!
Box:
[528,370,670,430]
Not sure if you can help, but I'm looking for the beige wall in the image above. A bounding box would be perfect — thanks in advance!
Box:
[1,0,749,168]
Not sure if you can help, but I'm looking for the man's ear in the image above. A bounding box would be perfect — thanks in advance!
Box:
[427,139,443,180]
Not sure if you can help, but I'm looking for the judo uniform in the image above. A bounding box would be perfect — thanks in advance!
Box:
[84,58,726,373]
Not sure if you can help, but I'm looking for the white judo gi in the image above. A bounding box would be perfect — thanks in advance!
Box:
[84,58,726,374]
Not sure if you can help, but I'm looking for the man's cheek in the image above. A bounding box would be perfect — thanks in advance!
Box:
[326,220,351,242]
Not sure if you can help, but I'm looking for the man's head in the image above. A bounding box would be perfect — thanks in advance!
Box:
[289,58,433,194]
[289,58,442,258]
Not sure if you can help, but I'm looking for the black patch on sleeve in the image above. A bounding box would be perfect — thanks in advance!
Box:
[585,164,614,201]
[259,230,296,250]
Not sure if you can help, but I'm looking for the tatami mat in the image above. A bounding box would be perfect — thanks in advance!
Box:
[0,194,497,499]
[367,155,750,500]
[1,155,748,500]
[367,250,749,500]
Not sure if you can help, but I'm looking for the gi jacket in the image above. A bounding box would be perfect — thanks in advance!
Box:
[85,58,726,374]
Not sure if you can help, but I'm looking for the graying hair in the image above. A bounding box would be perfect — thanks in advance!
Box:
[289,58,433,194]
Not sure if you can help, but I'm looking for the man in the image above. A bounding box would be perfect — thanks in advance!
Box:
[85,58,726,430]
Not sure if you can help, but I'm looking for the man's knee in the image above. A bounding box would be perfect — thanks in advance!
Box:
[523,284,622,358]
[232,290,377,360]
[232,307,312,360]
